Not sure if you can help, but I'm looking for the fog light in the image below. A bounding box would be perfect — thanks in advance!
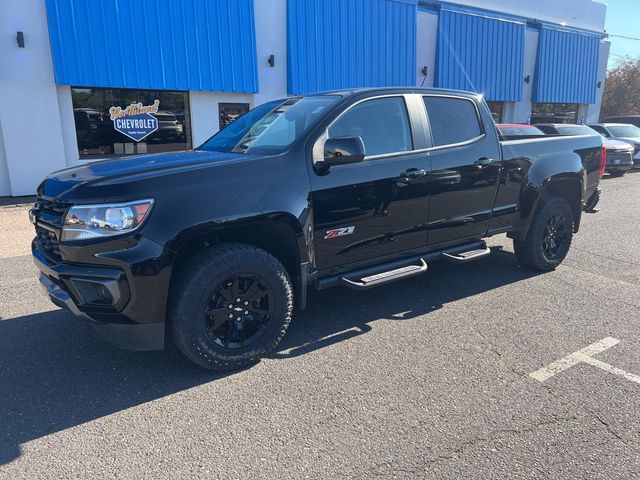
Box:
[97,284,114,303]
[70,279,120,306]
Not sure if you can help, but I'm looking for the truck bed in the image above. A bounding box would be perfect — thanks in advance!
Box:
[501,134,602,203]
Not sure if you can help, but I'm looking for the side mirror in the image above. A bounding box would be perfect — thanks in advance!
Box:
[323,136,365,166]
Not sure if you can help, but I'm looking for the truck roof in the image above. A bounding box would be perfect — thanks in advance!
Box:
[297,87,483,99]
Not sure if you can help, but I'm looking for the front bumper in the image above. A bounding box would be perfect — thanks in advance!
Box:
[606,164,633,174]
[605,151,634,173]
[33,247,165,351]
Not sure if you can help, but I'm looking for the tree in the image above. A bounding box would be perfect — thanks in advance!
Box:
[600,57,640,119]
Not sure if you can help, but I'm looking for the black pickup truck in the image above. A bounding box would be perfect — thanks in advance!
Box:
[31,88,603,370]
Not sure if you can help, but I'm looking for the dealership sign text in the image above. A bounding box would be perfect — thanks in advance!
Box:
[109,99,160,142]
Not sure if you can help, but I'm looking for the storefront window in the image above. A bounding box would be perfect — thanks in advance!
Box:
[219,103,250,130]
[530,103,579,124]
[486,102,504,123]
[71,87,191,158]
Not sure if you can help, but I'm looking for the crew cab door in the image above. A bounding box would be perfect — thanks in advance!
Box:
[422,95,502,246]
[309,95,430,272]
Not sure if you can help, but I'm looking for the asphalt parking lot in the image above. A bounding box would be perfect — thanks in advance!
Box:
[1,172,639,479]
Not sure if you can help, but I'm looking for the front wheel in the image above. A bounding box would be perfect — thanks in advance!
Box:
[170,243,293,371]
[513,196,574,271]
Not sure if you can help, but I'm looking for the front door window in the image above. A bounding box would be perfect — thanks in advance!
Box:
[328,97,413,157]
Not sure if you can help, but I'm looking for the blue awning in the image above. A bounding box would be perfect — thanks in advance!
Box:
[434,8,525,102]
[45,0,259,92]
[532,25,600,104]
[287,0,418,95]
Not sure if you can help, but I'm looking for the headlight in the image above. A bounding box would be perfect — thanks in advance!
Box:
[62,199,154,241]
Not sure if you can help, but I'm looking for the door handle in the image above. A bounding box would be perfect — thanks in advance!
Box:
[474,157,497,168]
[401,168,428,179]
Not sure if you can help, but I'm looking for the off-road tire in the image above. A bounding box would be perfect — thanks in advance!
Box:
[170,243,293,371]
[513,196,574,271]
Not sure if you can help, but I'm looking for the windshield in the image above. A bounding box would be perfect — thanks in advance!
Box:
[609,125,640,138]
[199,96,339,154]
[555,125,597,135]
[498,126,545,136]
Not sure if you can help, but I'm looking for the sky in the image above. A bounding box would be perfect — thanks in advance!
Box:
[604,0,640,67]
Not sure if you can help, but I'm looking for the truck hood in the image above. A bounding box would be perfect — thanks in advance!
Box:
[39,150,255,198]
[616,136,640,146]
[603,138,635,150]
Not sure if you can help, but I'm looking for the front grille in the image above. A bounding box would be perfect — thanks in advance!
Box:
[36,226,61,260]
[611,149,634,154]
[35,197,70,217]
[33,197,70,261]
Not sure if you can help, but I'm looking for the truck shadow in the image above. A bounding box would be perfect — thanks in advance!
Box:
[273,248,539,358]
[0,248,538,465]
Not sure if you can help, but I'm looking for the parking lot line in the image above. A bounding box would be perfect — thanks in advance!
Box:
[576,354,640,385]
[529,337,622,383]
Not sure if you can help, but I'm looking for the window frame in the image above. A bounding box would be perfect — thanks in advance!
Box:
[218,102,250,131]
[313,94,422,165]
[422,94,486,151]
[530,102,580,124]
[70,86,192,159]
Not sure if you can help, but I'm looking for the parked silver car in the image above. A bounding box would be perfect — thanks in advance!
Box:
[588,123,640,168]
[601,115,640,129]
[536,123,635,176]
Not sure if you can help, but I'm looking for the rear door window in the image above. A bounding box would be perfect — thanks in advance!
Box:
[423,97,482,147]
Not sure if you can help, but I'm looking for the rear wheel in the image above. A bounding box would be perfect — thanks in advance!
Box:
[170,243,293,371]
[513,196,574,271]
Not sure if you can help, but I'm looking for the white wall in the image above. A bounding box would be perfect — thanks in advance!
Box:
[190,92,254,147]
[0,0,67,196]
[253,0,288,107]
[503,28,540,123]
[585,41,611,123]
[445,0,606,32]
[0,119,10,196]
[416,10,439,88]
[56,86,81,167]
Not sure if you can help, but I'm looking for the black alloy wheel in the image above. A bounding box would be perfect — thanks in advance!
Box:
[513,195,574,271]
[541,213,568,261]
[170,243,293,371]
[204,274,275,349]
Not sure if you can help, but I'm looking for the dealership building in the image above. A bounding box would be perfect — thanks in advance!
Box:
[0,0,609,196]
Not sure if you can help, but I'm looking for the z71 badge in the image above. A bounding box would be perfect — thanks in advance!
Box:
[324,226,355,239]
